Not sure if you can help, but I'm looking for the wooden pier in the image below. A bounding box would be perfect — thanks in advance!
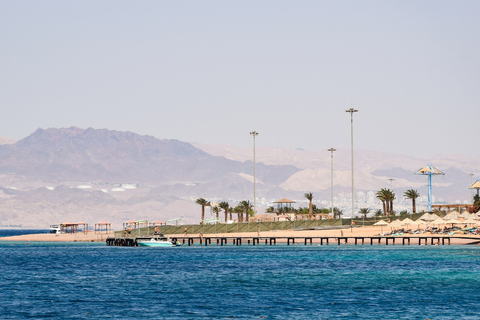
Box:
[105,235,464,247]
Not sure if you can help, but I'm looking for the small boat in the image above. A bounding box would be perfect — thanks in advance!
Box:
[49,225,61,234]
[137,237,177,247]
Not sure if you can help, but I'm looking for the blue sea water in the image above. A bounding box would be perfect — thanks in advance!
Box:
[1,239,480,319]
[0,229,50,237]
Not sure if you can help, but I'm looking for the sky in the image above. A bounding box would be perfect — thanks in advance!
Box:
[1,0,479,157]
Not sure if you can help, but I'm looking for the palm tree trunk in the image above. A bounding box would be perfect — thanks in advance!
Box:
[390,200,394,216]
[309,200,313,220]
[382,201,387,216]
[225,211,228,223]
[201,206,205,222]
[412,199,416,214]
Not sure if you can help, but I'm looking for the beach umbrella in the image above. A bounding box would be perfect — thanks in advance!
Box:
[401,218,415,228]
[445,219,462,226]
[373,220,389,234]
[463,217,478,226]
[444,211,460,220]
[431,217,446,227]
[419,213,437,221]
[412,219,427,227]
[459,212,472,220]
[389,219,404,229]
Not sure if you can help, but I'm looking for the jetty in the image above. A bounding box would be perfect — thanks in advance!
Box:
[104,235,480,247]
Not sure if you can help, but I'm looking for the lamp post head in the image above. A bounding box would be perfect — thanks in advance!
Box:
[345,108,358,114]
[250,131,259,136]
[328,148,336,152]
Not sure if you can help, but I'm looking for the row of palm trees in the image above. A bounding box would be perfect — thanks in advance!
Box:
[375,188,420,217]
[196,188,421,223]
[195,198,253,223]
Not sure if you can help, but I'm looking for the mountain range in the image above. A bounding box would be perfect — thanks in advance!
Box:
[0,127,477,228]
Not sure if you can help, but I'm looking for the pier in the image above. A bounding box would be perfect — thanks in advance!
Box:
[104,235,472,247]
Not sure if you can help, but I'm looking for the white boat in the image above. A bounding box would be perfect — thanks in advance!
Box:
[137,237,176,247]
[49,225,61,234]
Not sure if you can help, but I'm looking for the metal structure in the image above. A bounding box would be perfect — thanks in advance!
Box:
[470,173,475,199]
[250,131,259,216]
[469,179,480,197]
[327,148,336,218]
[345,108,358,225]
[415,165,444,212]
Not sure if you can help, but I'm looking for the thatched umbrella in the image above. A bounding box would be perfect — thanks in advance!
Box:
[373,220,389,234]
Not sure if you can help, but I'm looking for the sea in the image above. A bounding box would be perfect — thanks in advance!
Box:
[1,230,480,319]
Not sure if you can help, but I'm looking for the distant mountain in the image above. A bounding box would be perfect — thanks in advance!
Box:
[0,127,299,185]
[0,127,300,228]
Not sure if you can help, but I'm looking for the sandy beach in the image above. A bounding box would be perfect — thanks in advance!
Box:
[2,225,480,245]
[0,231,114,242]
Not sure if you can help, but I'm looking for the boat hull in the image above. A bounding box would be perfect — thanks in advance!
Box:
[137,241,173,247]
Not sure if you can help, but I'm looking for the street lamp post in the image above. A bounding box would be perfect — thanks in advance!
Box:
[250,131,259,217]
[328,148,336,218]
[345,108,358,230]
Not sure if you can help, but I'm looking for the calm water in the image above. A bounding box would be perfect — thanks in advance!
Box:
[1,238,480,319]
[0,229,50,237]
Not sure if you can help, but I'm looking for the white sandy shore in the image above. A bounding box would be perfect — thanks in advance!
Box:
[2,226,480,245]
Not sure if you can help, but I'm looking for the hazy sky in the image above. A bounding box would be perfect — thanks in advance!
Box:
[1,1,479,157]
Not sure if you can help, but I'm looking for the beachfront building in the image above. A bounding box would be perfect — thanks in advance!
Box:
[273,198,296,221]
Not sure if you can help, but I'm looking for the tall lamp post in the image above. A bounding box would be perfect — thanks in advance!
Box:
[328,148,336,218]
[250,131,259,217]
[345,108,358,229]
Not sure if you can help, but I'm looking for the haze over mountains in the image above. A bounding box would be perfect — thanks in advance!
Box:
[0,127,477,228]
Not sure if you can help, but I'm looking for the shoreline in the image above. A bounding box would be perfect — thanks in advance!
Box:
[2,225,480,245]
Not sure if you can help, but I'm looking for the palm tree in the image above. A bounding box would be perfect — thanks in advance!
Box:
[234,205,244,222]
[219,201,229,223]
[228,206,235,220]
[359,207,370,219]
[404,189,420,214]
[213,206,220,222]
[266,206,275,213]
[195,198,209,223]
[239,200,253,223]
[304,192,314,220]
[376,188,395,217]
[376,189,387,216]
[385,189,395,216]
